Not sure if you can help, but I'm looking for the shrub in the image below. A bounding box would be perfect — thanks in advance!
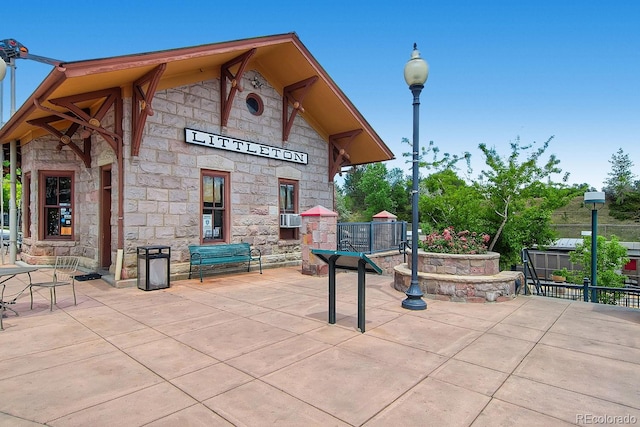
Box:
[419,227,490,254]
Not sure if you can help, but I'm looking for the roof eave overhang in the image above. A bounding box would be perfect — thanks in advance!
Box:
[0,33,394,165]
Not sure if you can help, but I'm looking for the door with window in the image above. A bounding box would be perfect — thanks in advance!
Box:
[100,166,112,268]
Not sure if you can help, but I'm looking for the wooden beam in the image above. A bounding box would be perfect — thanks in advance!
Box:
[131,63,166,156]
[44,87,123,155]
[282,76,318,142]
[328,129,361,182]
[220,49,256,127]
[27,114,91,168]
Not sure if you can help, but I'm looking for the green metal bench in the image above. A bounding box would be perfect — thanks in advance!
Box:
[188,243,262,282]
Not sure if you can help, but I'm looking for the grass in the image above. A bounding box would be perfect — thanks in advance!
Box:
[552,196,640,241]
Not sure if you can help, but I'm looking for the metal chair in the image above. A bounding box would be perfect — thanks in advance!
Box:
[30,256,80,311]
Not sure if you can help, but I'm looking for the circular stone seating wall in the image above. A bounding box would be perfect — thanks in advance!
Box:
[393,250,523,303]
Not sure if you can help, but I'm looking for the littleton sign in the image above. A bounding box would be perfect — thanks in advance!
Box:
[185,128,308,165]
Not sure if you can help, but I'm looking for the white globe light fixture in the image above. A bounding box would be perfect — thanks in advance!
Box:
[402,44,429,311]
[404,44,429,87]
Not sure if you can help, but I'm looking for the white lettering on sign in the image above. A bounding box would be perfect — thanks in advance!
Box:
[184,128,308,165]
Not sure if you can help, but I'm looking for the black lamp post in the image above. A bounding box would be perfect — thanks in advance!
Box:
[584,191,605,301]
[402,44,428,310]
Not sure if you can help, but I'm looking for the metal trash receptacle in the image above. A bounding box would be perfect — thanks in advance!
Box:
[137,245,170,291]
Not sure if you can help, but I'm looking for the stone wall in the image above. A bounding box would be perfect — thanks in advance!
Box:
[21,70,333,280]
[119,71,332,277]
[410,251,499,276]
[20,132,115,270]
[394,250,523,303]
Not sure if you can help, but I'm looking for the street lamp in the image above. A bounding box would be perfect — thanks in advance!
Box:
[402,44,429,310]
[0,39,61,264]
[0,47,10,126]
[0,58,5,131]
[0,39,22,264]
[0,53,8,265]
[584,191,605,301]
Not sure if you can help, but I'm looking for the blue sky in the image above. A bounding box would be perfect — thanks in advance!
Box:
[3,0,639,190]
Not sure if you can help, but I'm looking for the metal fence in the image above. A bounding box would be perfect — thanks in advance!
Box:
[337,221,407,254]
[525,249,639,286]
[528,281,640,309]
[521,249,640,309]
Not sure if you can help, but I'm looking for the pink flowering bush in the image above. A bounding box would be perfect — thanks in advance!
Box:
[419,227,490,255]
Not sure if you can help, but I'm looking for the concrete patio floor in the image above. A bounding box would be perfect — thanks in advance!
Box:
[1,265,639,426]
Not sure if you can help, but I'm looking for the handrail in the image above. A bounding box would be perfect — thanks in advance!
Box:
[399,240,411,262]
[521,248,543,295]
[340,239,357,252]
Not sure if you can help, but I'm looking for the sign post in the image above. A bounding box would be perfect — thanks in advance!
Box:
[311,249,382,333]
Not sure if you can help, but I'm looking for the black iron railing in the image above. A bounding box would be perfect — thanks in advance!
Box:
[520,248,542,295]
[337,221,407,254]
[532,281,640,308]
[520,248,639,308]
[526,276,640,309]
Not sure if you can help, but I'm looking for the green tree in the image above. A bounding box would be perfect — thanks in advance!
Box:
[387,167,410,221]
[402,138,471,174]
[1,162,21,225]
[568,235,629,304]
[603,148,636,204]
[359,163,394,220]
[339,136,582,272]
[477,136,573,267]
[339,163,401,222]
[608,191,640,222]
[418,169,485,233]
[340,165,366,221]
[334,185,351,222]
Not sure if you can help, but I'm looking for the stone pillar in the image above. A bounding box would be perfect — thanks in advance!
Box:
[372,210,397,223]
[300,205,338,276]
[372,210,398,249]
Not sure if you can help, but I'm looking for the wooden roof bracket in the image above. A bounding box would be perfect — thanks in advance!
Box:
[27,113,91,168]
[220,49,256,127]
[328,129,361,182]
[132,63,166,156]
[282,76,318,142]
[42,87,123,155]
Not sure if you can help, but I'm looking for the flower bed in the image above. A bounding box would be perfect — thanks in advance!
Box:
[393,249,522,303]
[420,227,490,255]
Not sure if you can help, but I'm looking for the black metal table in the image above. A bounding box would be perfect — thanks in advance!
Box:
[1,266,38,330]
[311,249,382,333]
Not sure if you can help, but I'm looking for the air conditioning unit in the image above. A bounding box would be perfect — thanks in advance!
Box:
[280,213,301,228]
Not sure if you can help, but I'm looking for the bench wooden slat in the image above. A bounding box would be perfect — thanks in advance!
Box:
[188,243,262,282]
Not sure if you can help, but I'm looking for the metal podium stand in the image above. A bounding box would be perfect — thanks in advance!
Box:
[311,249,382,333]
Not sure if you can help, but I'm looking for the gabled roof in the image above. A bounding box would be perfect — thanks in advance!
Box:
[0,33,394,167]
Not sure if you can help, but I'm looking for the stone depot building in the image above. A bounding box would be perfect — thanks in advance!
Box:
[0,33,394,286]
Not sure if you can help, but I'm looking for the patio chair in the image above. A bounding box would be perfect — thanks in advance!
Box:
[30,256,80,311]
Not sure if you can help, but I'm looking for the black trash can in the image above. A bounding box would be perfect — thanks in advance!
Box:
[137,245,171,291]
